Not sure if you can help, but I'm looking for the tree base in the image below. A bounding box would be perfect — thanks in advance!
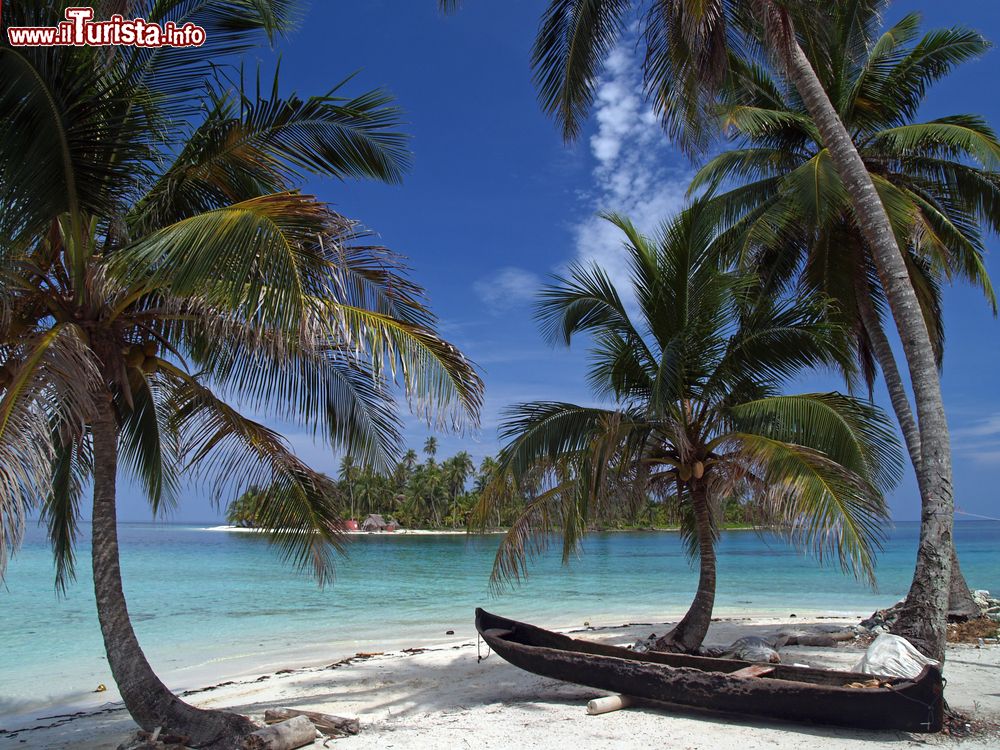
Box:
[651,623,705,655]
[117,709,257,750]
[862,599,979,659]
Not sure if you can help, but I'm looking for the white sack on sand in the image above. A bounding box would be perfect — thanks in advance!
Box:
[852,633,939,678]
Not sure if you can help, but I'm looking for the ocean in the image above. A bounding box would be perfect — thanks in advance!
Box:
[1,521,997,724]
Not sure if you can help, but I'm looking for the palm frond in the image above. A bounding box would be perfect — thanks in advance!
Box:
[112,192,334,330]
[135,78,409,230]
[729,433,887,584]
[496,402,626,477]
[0,325,99,581]
[168,378,346,585]
[531,0,631,141]
[729,393,903,494]
[41,423,91,592]
[868,117,1000,167]
[118,370,180,516]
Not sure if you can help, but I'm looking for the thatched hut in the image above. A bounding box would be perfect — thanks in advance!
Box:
[361,514,388,532]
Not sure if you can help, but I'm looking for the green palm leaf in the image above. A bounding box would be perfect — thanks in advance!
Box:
[168,379,347,585]
[531,0,632,141]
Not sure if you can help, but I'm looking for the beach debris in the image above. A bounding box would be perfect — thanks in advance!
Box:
[948,616,1000,642]
[325,651,383,670]
[730,664,776,678]
[844,678,888,689]
[242,716,317,750]
[853,633,939,679]
[265,708,360,737]
[630,634,658,653]
[116,728,192,750]
[861,591,1000,635]
[719,636,783,663]
[778,627,857,648]
[95,683,107,693]
[587,694,634,715]
[446,630,455,635]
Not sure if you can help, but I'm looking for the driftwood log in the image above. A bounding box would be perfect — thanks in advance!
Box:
[264,708,361,737]
[242,716,316,750]
[586,695,633,715]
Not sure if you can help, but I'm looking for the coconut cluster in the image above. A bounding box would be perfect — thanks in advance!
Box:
[125,341,160,374]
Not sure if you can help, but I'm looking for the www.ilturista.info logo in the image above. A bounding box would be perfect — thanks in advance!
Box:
[4,6,207,48]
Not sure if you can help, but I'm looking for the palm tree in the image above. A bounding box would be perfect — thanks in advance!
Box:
[479,207,900,652]
[693,10,999,627]
[444,0,960,660]
[412,458,446,527]
[226,486,269,529]
[443,451,475,526]
[423,435,439,460]
[340,455,358,520]
[475,456,499,494]
[0,2,482,746]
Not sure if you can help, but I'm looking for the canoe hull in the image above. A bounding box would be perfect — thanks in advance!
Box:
[475,609,943,733]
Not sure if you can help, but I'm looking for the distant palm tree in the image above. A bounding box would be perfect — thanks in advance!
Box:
[694,11,999,628]
[340,455,358,520]
[423,435,439,460]
[443,451,475,526]
[226,486,268,528]
[442,0,961,660]
[480,207,900,652]
[0,2,482,746]
[475,456,499,494]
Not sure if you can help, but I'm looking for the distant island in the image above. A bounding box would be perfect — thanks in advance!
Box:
[224,438,764,534]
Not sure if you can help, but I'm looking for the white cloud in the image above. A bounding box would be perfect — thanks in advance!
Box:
[949,413,1000,464]
[572,42,691,298]
[951,414,1000,440]
[473,266,542,312]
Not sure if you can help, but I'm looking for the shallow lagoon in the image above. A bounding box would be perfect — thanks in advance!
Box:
[2,521,997,719]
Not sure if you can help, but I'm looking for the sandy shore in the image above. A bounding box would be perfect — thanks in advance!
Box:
[202,525,498,535]
[4,614,998,750]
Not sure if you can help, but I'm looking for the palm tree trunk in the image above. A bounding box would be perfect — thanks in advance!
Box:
[855,288,979,621]
[776,11,954,661]
[655,480,716,653]
[91,393,255,748]
[855,285,922,469]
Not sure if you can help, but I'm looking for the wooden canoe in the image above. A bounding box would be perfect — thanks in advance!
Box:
[475,608,943,732]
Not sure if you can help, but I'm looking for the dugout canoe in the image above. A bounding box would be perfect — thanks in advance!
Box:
[475,608,943,732]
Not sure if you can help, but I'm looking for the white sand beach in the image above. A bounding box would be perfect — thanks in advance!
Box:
[5,614,998,750]
[202,525,495,536]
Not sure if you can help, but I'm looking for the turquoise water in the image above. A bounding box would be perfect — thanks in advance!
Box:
[1,521,997,722]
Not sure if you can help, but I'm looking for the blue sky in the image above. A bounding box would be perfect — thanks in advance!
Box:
[122,1,1000,522]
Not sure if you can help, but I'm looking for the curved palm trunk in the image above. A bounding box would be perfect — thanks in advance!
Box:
[777,13,954,660]
[855,287,922,471]
[91,394,255,748]
[655,480,716,653]
[856,291,979,621]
